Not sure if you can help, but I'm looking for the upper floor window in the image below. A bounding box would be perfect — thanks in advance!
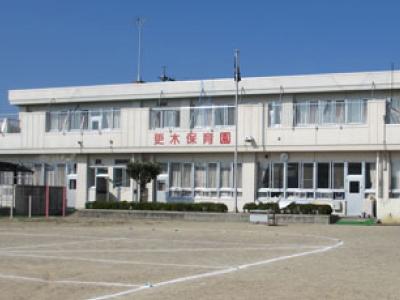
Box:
[294,99,366,126]
[46,108,120,132]
[149,108,180,129]
[387,98,400,124]
[0,115,20,133]
[190,106,234,128]
[268,102,282,127]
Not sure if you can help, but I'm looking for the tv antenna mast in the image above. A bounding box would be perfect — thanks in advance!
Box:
[135,17,145,83]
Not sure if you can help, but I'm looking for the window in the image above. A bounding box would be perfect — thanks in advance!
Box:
[46,109,120,132]
[149,109,180,129]
[391,161,400,190]
[333,163,344,189]
[220,162,232,188]
[69,179,77,190]
[170,163,182,188]
[182,163,192,188]
[259,164,270,188]
[320,101,334,124]
[214,106,234,126]
[302,163,314,189]
[237,163,242,189]
[207,163,218,188]
[365,163,376,190]
[346,100,366,124]
[348,163,362,175]
[194,163,206,188]
[113,168,130,187]
[317,163,330,189]
[349,181,360,193]
[272,163,284,189]
[268,102,281,127]
[190,106,235,128]
[287,163,299,189]
[294,99,366,126]
[191,107,212,128]
[387,98,400,124]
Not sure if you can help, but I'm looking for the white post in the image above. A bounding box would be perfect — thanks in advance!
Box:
[233,49,241,213]
[28,195,32,218]
[10,185,15,219]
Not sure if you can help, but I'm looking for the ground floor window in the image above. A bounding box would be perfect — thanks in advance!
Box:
[257,160,373,201]
[160,161,242,199]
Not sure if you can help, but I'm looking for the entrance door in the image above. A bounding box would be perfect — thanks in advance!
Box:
[156,174,168,203]
[346,175,363,216]
[96,175,109,201]
[67,174,77,208]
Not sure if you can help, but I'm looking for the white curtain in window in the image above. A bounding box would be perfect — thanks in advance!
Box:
[207,163,217,188]
[182,163,192,188]
[150,110,161,129]
[296,102,308,125]
[194,163,206,187]
[113,109,121,129]
[237,164,242,188]
[102,110,112,129]
[335,100,345,123]
[55,164,66,186]
[346,100,362,123]
[309,101,318,124]
[220,162,231,188]
[171,163,181,188]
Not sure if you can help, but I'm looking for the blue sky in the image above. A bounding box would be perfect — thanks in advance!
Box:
[1,0,400,113]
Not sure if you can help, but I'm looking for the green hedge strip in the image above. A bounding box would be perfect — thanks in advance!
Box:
[86,201,228,213]
[243,202,332,215]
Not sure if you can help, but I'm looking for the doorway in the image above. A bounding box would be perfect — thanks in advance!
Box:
[345,175,363,216]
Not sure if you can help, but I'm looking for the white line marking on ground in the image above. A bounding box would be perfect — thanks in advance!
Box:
[86,238,344,300]
[0,238,129,251]
[0,253,229,270]
[0,273,143,288]
[4,245,321,254]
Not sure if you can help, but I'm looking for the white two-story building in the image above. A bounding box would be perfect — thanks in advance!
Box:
[2,70,400,222]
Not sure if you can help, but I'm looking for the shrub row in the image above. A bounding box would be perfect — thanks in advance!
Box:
[243,202,332,215]
[86,201,228,213]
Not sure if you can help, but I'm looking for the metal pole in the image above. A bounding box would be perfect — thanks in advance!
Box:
[234,49,241,213]
[10,184,15,219]
[28,195,32,218]
[136,17,145,83]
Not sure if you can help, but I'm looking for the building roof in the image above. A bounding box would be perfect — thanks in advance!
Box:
[8,70,400,106]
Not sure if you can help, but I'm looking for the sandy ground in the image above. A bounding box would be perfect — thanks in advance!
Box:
[0,217,399,300]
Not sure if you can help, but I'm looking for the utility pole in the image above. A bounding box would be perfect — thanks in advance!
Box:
[233,49,241,213]
[136,17,145,83]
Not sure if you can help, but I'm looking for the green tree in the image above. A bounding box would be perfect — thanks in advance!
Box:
[127,161,161,203]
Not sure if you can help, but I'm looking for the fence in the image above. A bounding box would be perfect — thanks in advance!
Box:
[0,185,66,217]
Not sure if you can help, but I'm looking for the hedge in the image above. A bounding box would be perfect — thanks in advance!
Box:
[243,202,332,215]
[86,201,228,213]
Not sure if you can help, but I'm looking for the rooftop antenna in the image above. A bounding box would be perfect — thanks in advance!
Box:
[159,66,175,81]
[135,17,145,83]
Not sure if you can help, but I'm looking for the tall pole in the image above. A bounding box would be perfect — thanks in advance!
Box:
[136,17,145,83]
[234,49,241,213]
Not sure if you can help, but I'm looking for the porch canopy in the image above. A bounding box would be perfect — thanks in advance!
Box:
[0,162,33,173]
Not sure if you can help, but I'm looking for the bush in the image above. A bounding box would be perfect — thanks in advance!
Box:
[86,201,228,213]
[242,202,332,215]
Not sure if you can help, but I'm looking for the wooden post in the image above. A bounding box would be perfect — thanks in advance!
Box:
[45,185,49,218]
[62,187,66,217]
